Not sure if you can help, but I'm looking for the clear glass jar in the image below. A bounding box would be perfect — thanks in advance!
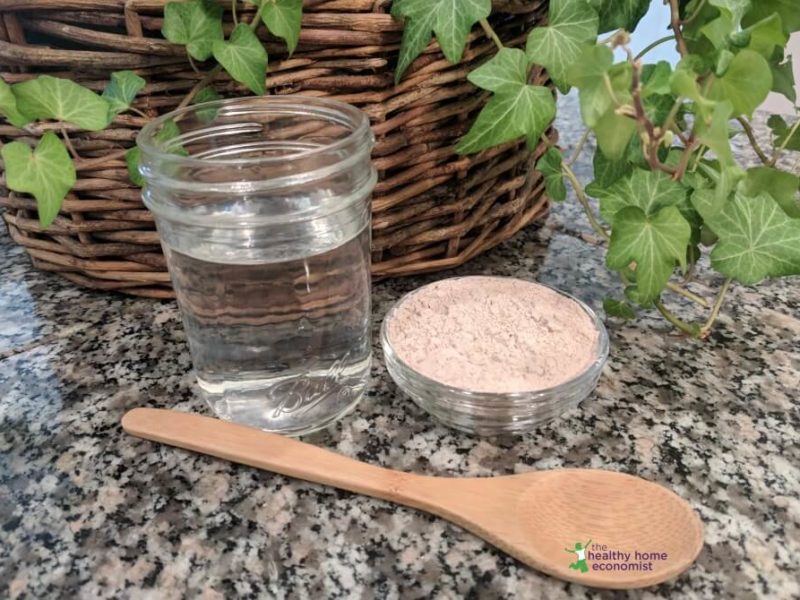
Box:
[137,97,376,436]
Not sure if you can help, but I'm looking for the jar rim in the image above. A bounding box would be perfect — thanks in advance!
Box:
[136,95,372,169]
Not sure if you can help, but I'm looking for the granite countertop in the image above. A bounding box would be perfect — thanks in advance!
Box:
[1,98,799,600]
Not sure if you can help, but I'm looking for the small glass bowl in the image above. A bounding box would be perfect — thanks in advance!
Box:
[381,281,609,436]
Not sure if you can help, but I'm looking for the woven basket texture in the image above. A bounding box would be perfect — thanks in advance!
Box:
[0,0,554,298]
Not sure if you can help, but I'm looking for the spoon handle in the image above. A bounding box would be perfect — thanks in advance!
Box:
[122,408,440,507]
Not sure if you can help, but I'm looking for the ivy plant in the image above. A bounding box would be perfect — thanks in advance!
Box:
[1,0,799,338]
[0,0,299,229]
[398,0,800,338]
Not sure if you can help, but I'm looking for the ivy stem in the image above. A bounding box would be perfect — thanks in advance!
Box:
[737,117,770,165]
[130,107,150,119]
[248,3,265,31]
[479,18,504,52]
[635,35,674,60]
[178,66,222,111]
[663,97,684,135]
[232,0,239,26]
[699,277,732,337]
[656,302,699,337]
[666,282,709,308]
[561,160,611,241]
[628,54,677,175]
[682,260,697,284]
[603,73,622,106]
[673,135,697,180]
[60,129,80,160]
[567,129,591,166]
[187,54,201,74]
[75,149,129,171]
[668,0,689,57]
[769,116,800,166]
[690,144,706,172]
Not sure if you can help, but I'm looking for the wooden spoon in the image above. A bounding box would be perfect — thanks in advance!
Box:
[122,408,703,589]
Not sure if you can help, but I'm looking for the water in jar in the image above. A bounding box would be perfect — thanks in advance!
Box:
[164,224,371,435]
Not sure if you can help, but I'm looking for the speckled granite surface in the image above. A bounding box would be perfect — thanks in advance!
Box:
[1,98,799,600]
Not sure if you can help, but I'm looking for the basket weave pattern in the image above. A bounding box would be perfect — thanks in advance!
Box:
[0,0,554,298]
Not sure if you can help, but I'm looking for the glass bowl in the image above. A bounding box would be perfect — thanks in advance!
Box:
[381,279,609,436]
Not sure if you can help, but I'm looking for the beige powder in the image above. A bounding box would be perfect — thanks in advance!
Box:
[386,276,600,393]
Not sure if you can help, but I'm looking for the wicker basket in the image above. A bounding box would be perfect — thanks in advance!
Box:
[0,0,554,299]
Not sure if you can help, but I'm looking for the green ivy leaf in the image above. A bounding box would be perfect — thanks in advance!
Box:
[392,0,491,80]
[246,0,302,55]
[594,110,637,161]
[213,24,268,96]
[567,45,631,128]
[13,76,111,131]
[596,168,687,224]
[566,45,611,126]
[739,167,800,218]
[623,132,651,168]
[594,0,649,34]
[603,298,636,319]
[456,49,555,154]
[696,101,734,165]
[695,156,744,207]
[715,49,735,77]
[394,10,436,82]
[701,0,751,48]
[670,56,716,122]
[728,30,752,47]
[585,148,632,195]
[456,86,555,154]
[264,0,302,55]
[537,147,566,201]
[771,56,796,104]
[767,115,800,151]
[743,0,800,34]
[641,61,672,97]
[102,71,146,119]
[707,50,771,118]
[625,285,664,309]
[194,86,222,123]
[1,131,76,227]
[682,0,718,53]
[0,78,33,128]
[126,119,189,185]
[607,206,692,305]
[154,119,190,156]
[744,13,788,58]
[126,147,144,187]
[707,193,800,284]
[709,0,751,28]
[526,0,599,93]
[162,0,223,62]
[691,187,729,224]
[468,47,529,93]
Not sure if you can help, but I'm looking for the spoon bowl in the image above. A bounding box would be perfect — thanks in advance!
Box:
[122,408,703,589]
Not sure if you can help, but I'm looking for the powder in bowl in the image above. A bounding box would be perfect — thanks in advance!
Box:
[386,276,601,394]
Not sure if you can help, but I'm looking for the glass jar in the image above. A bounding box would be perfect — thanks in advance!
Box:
[137,97,376,436]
